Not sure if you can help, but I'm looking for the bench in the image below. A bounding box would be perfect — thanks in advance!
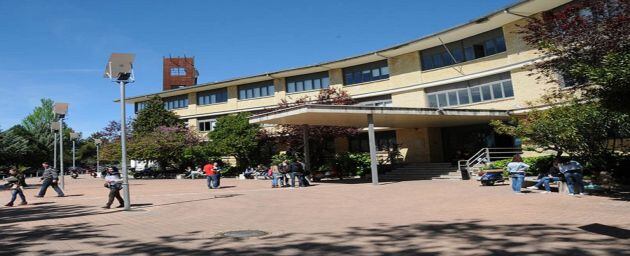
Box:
[522,176,567,193]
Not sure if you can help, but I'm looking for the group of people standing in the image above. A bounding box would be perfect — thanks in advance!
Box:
[507,154,586,195]
[269,159,310,188]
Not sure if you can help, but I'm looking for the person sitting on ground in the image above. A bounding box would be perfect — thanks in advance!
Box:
[103,166,124,209]
[36,162,65,198]
[527,159,562,193]
[507,154,529,194]
[244,166,255,179]
[560,159,586,196]
[255,164,269,179]
[4,168,28,207]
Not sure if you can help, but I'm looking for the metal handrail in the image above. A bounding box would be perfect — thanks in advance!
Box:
[457,147,522,179]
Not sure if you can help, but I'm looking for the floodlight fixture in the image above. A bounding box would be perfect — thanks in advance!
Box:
[104,53,135,82]
[94,138,102,145]
[53,103,69,118]
[51,121,61,131]
[70,132,80,140]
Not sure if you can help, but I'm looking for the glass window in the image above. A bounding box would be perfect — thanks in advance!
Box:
[197,88,228,105]
[199,119,216,132]
[448,91,458,106]
[481,85,492,101]
[464,46,475,61]
[485,39,497,56]
[288,82,295,93]
[428,95,438,108]
[495,36,506,53]
[422,54,433,70]
[421,28,505,70]
[437,93,448,107]
[304,80,313,91]
[503,81,514,97]
[380,66,389,76]
[451,48,464,63]
[432,53,444,67]
[322,77,330,88]
[296,81,304,92]
[163,95,188,110]
[457,89,470,105]
[492,83,503,99]
[344,72,353,85]
[313,79,321,89]
[362,70,371,81]
[170,67,186,76]
[342,60,388,85]
[372,68,380,78]
[471,87,482,103]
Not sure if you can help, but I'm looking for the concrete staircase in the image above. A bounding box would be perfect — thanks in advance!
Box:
[379,162,462,181]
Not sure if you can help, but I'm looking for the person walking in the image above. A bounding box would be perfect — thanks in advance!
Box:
[527,159,562,193]
[35,162,65,197]
[507,155,529,194]
[4,168,28,207]
[102,166,124,209]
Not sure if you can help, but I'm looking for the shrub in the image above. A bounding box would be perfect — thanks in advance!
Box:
[334,152,371,177]
[487,155,555,176]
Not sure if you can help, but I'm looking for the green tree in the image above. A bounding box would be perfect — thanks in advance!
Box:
[128,126,201,170]
[208,113,261,168]
[491,101,630,166]
[0,126,32,167]
[132,96,183,135]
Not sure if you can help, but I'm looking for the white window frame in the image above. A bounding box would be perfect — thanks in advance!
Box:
[426,78,513,108]
[198,119,217,132]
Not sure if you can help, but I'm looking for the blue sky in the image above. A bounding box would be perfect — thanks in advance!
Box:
[0,0,514,136]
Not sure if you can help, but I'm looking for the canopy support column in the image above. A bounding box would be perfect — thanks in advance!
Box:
[303,125,310,173]
[367,114,379,185]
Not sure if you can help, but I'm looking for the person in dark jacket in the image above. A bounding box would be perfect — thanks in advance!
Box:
[103,166,124,209]
[527,159,562,193]
[4,168,28,207]
[35,162,65,197]
[289,159,305,188]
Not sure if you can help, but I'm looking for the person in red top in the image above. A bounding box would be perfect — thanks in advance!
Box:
[204,162,221,189]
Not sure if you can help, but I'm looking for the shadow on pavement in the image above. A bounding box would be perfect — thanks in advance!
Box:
[5,219,627,255]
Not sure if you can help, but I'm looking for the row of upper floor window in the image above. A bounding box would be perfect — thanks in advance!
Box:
[136,28,512,112]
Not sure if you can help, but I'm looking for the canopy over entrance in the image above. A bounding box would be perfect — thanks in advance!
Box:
[249,104,511,185]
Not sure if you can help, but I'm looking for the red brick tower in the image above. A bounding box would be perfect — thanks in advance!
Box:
[163,56,198,91]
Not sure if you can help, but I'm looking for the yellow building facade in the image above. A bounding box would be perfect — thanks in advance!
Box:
[127,0,574,164]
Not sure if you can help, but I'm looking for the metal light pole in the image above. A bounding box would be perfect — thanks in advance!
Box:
[70,133,79,170]
[59,117,65,189]
[53,133,58,170]
[119,80,130,210]
[51,121,61,171]
[104,53,135,211]
[94,139,102,178]
[53,103,69,190]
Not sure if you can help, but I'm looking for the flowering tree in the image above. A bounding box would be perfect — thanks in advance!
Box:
[271,88,359,167]
[519,0,629,112]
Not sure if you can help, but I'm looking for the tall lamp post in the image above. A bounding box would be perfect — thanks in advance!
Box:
[51,121,61,170]
[94,139,102,178]
[53,103,69,190]
[70,133,80,171]
[104,53,135,211]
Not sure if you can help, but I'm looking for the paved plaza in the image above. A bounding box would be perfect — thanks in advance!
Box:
[1,176,629,255]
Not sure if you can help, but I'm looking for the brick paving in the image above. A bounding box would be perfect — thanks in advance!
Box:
[1,176,629,255]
